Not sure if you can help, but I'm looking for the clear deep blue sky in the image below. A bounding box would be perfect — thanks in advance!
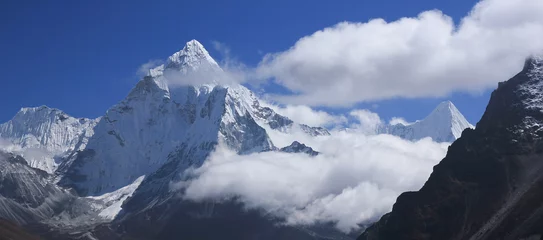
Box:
[1,0,491,124]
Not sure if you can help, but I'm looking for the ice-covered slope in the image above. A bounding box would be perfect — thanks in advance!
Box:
[0,107,97,173]
[59,40,297,196]
[381,101,474,142]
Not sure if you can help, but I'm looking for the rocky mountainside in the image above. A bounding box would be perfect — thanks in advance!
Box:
[379,101,474,143]
[359,56,543,240]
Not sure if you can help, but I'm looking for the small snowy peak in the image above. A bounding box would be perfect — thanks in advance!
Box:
[280,141,319,156]
[0,106,97,173]
[152,39,221,78]
[145,40,224,95]
[425,101,474,139]
[381,101,473,142]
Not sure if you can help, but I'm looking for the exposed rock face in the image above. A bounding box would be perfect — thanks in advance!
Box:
[280,141,319,156]
[359,56,543,240]
[0,151,74,225]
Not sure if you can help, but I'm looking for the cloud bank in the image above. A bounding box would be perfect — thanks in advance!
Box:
[263,103,347,127]
[255,0,543,106]
[175,130,449,233]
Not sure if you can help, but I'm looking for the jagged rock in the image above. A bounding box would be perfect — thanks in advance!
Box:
[359,56,543,240]
[280,141,319,156]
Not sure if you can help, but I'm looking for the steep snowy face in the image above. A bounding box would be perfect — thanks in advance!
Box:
[0,106,97,173]
[383,101,474,142]
[224,85,330,137]
[60,40,276,196]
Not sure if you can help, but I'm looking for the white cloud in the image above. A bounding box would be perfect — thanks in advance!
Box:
[389,117,411,126]
[137,60,163,77]
[174,131,449,233]
[211,40,231,58]
[0,138,20,153]
[349,109,383,134]
[263,103,347,127]
[255,0,543,106]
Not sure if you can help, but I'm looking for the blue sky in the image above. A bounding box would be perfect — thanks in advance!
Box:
[1,0,495,124]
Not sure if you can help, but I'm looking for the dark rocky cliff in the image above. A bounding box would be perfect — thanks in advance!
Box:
[359,56,543,240]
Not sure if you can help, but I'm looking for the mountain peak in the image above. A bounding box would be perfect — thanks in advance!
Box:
[164,39,220,72]
[382,101,473,142]
[435,100,453,109]
[523,54,543,72]
[14,106,69,121]
[425,101,470,125]
[428,101,456,117]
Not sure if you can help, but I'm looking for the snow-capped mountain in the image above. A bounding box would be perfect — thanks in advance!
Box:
[0,40,331,235]
[0,106,97,173]
[58,40,327,198]
[380,101,474,142]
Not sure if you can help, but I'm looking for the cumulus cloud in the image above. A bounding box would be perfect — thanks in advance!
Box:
[389,117,411,126]
[263,103,347,127]
[255,0,543,106]
[174,130,449,233]
[137,60,163,77]
[0,137,20,152]
[349,109,383,134]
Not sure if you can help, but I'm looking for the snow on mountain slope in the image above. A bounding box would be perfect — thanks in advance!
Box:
[0,106,97,173]
[86,176,145,220]
[59,40,283,196]
[380,101,474,142]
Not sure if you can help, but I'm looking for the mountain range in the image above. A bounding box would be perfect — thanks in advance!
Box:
[0,40,475,240]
